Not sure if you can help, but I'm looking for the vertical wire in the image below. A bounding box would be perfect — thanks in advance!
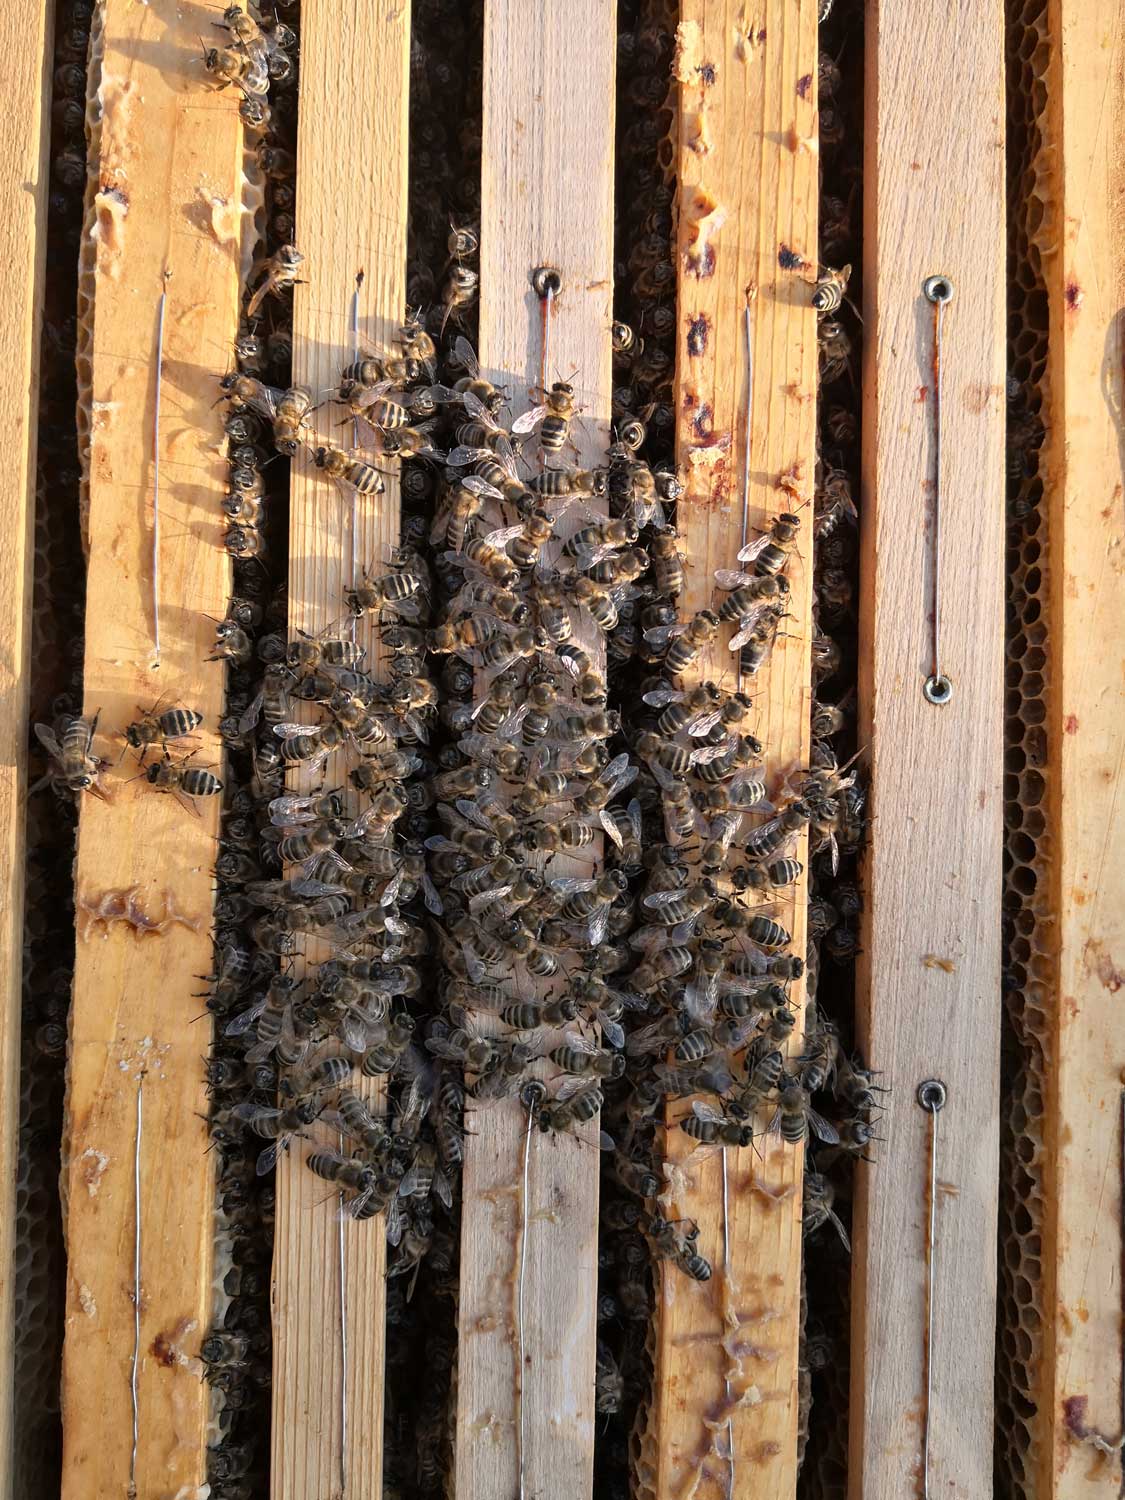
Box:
[721,1148,735,1499]
[516,1103,536,1500]
[917,1080,946,1500]
[338,1128,348,1498]
[128,1073,144,1499]
[736,295,754,695]
[349,273,363,639]
[151,272,171,667]
[931,296,945,683]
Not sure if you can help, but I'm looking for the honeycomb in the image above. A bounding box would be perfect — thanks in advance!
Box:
[994,0,1054,1491]
[13,0,94,1486]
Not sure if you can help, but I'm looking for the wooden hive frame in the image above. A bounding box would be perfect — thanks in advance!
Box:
[0,1,1109,1498]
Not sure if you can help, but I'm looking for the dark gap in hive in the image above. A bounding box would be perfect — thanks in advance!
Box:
[379,4,484,1494]
[204,7,302,1490]
[600,6,679,1495]
[995,0,1051,1490]
[14,2,94,1492]
[799,0,865,1495]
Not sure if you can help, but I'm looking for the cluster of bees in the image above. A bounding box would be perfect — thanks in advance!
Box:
[21,1,879,1495]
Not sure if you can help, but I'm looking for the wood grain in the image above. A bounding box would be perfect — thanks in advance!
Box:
[452,5,615,1498]
[1043,2,1125,1492]
[0,0,54,1492]
[850,1,1006,1496]
[645,5,817,1497]
[269,4,410,1498]
[59,3,242,1496]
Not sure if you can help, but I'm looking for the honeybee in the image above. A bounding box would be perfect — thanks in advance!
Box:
[512,382,577,457]
[450,335,507,414]
[811,263,851,316]
[142,754,221,810]
[818,319,853,385]
[33,714,108,798]
[430,474,500,552]
[122,701,203,764]
[769,1077,839,1145]
[306,1149,380,1217]
[549,1033,626,1080]
[680,1101,755,1152]
[346,568,424,620]
[645,608,721,674]
[534,1077,605,1136]
[247,243,305,319]
[528,467,606,500]
[441,263,479,332]
[803,1171,851,1251]
[313,443,386,495]
[201,40,268,97]
[271,385,314,455]
[650,529,685,596]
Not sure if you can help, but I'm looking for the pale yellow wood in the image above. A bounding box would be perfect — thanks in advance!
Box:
[452,5,615,1498]
[1042,2,1125,1491]
[270,4,410,1498]
[0,0,54,1493]
[850,2,1006,1496]
[646,5,817,1497]
[60,3,242,1496]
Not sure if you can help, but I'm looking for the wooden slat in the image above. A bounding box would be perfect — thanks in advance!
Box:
[1043,2,1125,1490]
[850,1,1006,1495]
[270,4,410,1498]
[60,3,242,1495]
[0,0,54,1492]
[452,5,615,1498]
[647,5,817,1498]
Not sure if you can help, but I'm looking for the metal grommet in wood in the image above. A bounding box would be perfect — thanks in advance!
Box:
[530,266,562,298]
[923,673,953,706]
[923,274,954,305]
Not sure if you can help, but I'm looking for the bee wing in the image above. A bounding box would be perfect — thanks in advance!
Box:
[224,999,267,1037]
[256,1137,286,1176]
[626,1020,673,1057]
[553,1075,593,1104]
[384,1192,405,1242]
[452,336,480,379]
[421,874,444,916]
[685,966,720,1024]
[463,475,504,501]
[572,542,615,570]
[33,723,63,760]
[714,568,756,589]
[233,1100,279,1124]
[643,888,688,909]
[551,876,595,897]
[424,836,461,853]
[510,404,548,435]
[808,1108,841,1145]
[397,1162,427,1198]
[468,885,512,915]
[445,444,493,468]
[641,688,682,707]
[559,1030,599,1055]
[826,1208,852,1252]
[691,1100,727,1125]
[642,624,685,649]
[432,1168,454,1209]
[461,390,502,428]
[484,523,527,548]
[599,809,625,849]
[268,794,316,825]
[593,1010,625,1049]
[272,721,310,739]
[453,796,495,832]
[379,867,405,908]
[237,691,265,735]
[341,1008,372,1053]
[687,710,724,738]
[736,533,774,564]
[708,810,744,852]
